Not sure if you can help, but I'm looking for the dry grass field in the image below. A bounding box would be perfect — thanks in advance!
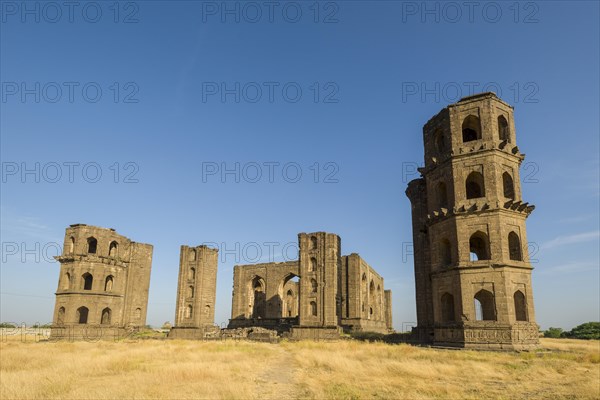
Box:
[0,336,598,400]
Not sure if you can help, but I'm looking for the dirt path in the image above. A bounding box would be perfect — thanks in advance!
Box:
[254,345,298,400]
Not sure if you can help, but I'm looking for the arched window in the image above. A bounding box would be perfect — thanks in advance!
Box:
[57,307,65,325]
[465,171,485,199]
[188,285,194,298]
[310,301,317,316]
[309,257,317,272]
[441,293,455,322]
[82,273,93,290]
[63,272,71,290]
[101,308,111,325]
[185,305,193,319]
[434,129,446,153]
[440,239,451,266]
[204,305,211,316]
[69,237,75,254]
[188,267,195,280]
[311,278,318,293]
[474,290,496,321]
[190,249,196,261]
[498,115,509,142]
[109,241,118,257]
[76,306,89,324]
[462,115,481,142]
[437,182,448,208]
[311,236,318,249]
[104,275,113,292]
[134,308,142,320]
[369,281,376,319]
[503,172,515,200]
[469,232,490,261]
[87,237,97,254]
[508,232,522,261]
[514,290,528,321]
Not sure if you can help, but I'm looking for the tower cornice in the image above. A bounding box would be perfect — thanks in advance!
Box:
[421,142,525,176]
[425,201,535,226]
[54,254,129,268]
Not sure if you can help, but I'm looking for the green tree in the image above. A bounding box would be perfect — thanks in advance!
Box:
[567,322,600,340]
[543,327,563,338]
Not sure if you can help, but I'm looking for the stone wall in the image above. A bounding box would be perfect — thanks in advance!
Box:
[340,253,389,333]
[228,261,299,329]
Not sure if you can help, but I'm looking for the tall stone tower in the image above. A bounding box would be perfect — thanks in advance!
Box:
[51,224,153,339]
[406,92,539,350]
[168,245,219,339]
[297,232,342,328]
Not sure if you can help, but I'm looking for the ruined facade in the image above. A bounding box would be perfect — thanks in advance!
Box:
[229,260,300,331]
[168,245,219,339]
[341,253,393,333]
[229,232,392,337]
[406,93,539,350]
[51,224,153,339]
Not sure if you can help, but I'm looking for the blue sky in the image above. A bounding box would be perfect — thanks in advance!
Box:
[1,1,598,331]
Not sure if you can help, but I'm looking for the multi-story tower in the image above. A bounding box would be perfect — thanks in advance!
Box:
[406,92,539,350]
[168,245,218,339]
[51,224,153,339]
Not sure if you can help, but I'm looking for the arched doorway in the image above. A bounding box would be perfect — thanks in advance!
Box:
[279,273,300,318]
[248,276,266,319]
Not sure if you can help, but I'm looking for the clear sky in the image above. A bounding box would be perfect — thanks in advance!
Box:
[1,1,598,331]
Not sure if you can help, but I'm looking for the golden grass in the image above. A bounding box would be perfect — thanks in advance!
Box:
[0,338,598,399]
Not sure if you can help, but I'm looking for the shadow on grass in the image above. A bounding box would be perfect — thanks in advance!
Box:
[348,331,417,344]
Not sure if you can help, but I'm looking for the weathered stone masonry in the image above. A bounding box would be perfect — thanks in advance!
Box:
[406,92,539,350]
[51,224,153,339]
[228,232,392,336]
[168,245,219,339]
[49,92,539,348]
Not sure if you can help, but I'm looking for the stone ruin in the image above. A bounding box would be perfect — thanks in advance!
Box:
[49,92,539,348]
[50,224,152,340]
[228,232,392,338]
[169,231,393,340]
